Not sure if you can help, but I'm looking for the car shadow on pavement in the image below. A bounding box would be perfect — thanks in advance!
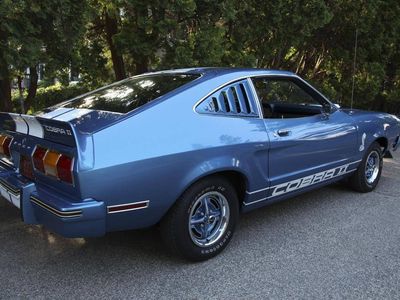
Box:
[0,181,355,265]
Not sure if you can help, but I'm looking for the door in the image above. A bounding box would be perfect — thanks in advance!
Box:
[251,76,358,199]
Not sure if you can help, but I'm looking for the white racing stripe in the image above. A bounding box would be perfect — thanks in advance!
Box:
[52,108,92,121]
[22,115,44,138]
[38,107,74,119]
[9,114,28,134]
[6,113,45,139]
[5,110,85,140]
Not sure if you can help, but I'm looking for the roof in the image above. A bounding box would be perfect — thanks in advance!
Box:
[154,67,296,77]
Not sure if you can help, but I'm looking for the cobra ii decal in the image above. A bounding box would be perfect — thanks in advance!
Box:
[271,162,357,197]
[43,125,72,136]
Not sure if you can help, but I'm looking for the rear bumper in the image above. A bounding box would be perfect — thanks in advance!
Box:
[0,169,106,238]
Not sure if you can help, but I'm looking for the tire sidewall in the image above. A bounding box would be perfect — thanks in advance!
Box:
[360,143,383,191]
[177,177,239,260]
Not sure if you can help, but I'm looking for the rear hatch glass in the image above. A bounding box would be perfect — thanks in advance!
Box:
[50,73,200,114]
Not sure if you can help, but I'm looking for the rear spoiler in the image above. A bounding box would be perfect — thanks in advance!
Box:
[0,112,76,147]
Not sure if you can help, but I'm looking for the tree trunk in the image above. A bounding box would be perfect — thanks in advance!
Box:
[24,66,38,113]
[104,10,127,81]
[17,76,25,113]
[135,57,149,74]
[0,26,13,112]
[0,77,12,112]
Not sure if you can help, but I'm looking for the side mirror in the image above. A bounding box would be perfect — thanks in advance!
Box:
[321,103,332,114]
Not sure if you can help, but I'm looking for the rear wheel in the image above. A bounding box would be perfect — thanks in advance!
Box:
[161,176,239,261]
[349,142,383,192]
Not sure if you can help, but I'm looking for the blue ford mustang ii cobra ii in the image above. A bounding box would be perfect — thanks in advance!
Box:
[0,68,399,261]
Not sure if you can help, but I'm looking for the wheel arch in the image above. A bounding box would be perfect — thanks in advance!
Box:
[375,136,388,153]
[178,168,250,212]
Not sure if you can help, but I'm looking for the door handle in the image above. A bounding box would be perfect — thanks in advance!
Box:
[277,129,291,137]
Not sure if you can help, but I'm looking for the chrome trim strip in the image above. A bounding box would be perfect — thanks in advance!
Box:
[0,179,20,196]
[30,196,82,218]
[246,186,270,195]
[247,78,264,119]
[0,158,14,169]
[244,197,269,206]
[107,200,150,214]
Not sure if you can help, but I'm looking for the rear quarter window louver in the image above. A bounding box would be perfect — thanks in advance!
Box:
[195,80,258,117]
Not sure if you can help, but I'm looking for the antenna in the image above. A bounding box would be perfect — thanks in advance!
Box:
[350,29,358,110]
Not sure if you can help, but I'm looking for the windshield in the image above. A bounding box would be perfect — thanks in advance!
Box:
[53,73,200,114]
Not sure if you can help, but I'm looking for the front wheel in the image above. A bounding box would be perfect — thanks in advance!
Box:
[160,176,239,261]
[349,141,383,192]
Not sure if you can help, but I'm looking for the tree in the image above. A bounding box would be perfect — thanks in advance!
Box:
[85,0,127,81]
[1,0,400,114]
[0,0,88,113]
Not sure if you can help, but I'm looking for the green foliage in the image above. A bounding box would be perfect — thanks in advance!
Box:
[1,0,400,114]
[32,84,90,112]
[0,0,88,75]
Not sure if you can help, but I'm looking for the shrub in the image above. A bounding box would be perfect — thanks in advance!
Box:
[32,83,90,111]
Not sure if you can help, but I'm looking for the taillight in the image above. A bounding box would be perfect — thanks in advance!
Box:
[43,150,60,177]
[0,134,12,157]
[33,146,47,173]
[57,155,73,184]
[32,146,74,184]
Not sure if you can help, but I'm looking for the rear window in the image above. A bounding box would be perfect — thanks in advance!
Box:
[55,74,200,114]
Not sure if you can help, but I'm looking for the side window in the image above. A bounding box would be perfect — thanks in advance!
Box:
[252,77,323,119]
[195,80,259,117]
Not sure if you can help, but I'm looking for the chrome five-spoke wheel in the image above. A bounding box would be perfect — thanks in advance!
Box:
[349,141,383,192]
[188,191,230,247]
[365,150,380,184]
[161,176,238,261]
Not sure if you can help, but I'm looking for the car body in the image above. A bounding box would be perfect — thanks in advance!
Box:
[1,68,399,260]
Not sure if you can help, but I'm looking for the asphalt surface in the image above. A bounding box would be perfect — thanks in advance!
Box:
[1,152,399,299]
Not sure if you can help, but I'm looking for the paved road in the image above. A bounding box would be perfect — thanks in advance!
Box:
[1,152,399,299]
